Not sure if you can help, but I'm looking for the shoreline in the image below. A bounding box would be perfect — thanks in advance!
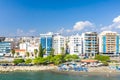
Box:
[50,70,120,76]
[0,66,120,76]
[0,65,57,73]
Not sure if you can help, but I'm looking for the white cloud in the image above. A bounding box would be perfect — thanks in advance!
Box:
[101,16,120,31]
[57,21,94,35]
[113,15,120,23]
[73,21,93,31]
[66,29,71,33]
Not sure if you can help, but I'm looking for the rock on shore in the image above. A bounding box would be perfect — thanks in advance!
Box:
[0,66,57,72]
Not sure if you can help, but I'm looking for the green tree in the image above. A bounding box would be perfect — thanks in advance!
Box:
[32,57,47,65]
[11,49,15,57]
[32,57,41,65]
[53,55,64,65]
[38,44,44,57]
[26,52,30,58]
[64,54,79,61]
[43,48,46,55]
[34,49,38,58]
[64,54,72,61]
[16,52,19,58]
[13,59,25,65]
[72,54,79,60]
[95,55,110,61]
[49,48,55,56]
[25,59,32,64]
[61,47,65,55]
[46,55,53,63]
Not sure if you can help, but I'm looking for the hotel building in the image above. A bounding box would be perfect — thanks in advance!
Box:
[40,32,53,55]
[99,31,120,55]
[0,42,11,54]
[53,34,65,55]
[82,32,98,57]
[68,34,82,55]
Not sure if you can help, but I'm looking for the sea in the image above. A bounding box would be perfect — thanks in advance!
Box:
[0,71,120,80]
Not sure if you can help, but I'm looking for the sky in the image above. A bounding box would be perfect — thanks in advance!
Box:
[0,0,120,36]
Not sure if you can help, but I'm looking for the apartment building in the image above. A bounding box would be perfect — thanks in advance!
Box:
[53,34,65,55]
[68,34,82,55]
[82,32,98,57]
[99,31,120,55]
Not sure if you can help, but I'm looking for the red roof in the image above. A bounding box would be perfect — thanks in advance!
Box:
[81,59,98,63]
[15,49,26,52]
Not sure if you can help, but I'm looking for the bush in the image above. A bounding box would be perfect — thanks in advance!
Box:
[53,55,64,65]
[13,59,25,65]
[25,59,32,64]
[32,57,41,65]
[95,55,110,61]
[64,54,79,61]
[102,61,109,66]
[32,57,48,65]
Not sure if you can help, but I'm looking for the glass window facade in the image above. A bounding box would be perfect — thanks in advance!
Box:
[0,42,11,53]
[103,36,106,53]
[40,36,53,54]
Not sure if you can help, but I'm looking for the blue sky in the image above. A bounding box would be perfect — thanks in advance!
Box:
[0,0,120,36]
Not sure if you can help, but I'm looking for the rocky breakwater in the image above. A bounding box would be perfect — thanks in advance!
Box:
[0,65,57,72]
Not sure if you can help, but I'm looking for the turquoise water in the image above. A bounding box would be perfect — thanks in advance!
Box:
[0,71,120,80]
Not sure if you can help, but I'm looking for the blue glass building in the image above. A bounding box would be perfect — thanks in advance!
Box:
[40,32,53,55]
[0,42,11,54]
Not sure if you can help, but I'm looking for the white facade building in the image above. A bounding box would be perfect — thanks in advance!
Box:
[53,34,65,55]
[68,34,82,55]
[19,37,39,57]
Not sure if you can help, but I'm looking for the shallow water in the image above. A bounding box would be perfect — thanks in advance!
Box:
[0,71,120,80]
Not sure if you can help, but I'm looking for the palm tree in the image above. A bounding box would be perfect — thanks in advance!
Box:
[50,48,55,56]
[61,47,65,55]
[26,52,30,58]
[11,49,15,57]
[34,49,38,58]
[43,48,46,55]
[38,44,46,57]
[16,52,19,58]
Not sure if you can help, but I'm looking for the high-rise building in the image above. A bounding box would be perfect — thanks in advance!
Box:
[82,32,98,57]
[53,34,65,55]
[68,34,82,55]
[0,42,11,55]
[0,37,12,55]
[99,31,120,55]
[40,32,53,55]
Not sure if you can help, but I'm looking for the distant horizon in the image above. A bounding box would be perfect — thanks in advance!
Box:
[1,30,120,38]
[1,0,120,36]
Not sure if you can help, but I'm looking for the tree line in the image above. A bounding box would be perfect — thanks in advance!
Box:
[12,44,79,65]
